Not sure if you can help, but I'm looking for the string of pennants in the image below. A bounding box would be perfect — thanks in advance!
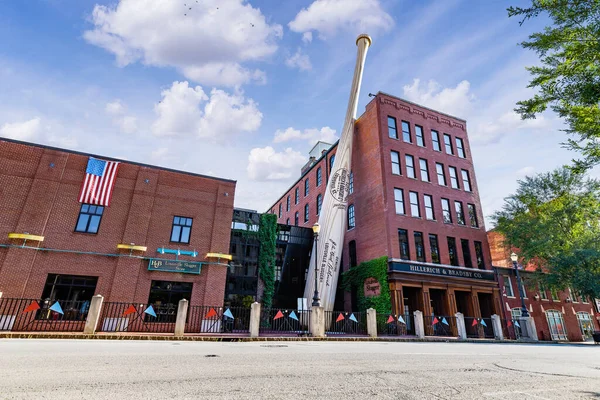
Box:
[271,310,359,323]
[506,320,521,328]
[22,300,64,315]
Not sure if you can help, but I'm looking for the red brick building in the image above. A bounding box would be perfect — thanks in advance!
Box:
[268,92,501,328]
[0,138,235,316]
[489,231,600,342]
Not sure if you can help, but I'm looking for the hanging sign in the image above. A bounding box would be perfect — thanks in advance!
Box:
[363,277,381,297]
[148,259,202,274]
[390,262,495,281]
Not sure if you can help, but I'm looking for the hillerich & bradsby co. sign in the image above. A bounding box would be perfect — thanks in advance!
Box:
[390,262,495,281]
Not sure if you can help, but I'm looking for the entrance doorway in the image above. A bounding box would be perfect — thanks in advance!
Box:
[455,291,473,316]
[429,289,448,317]
[402,287,422,316]
[477,293,494,318]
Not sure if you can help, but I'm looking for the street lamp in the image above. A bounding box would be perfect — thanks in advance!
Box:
[312,223,321,307]
[510,252,529,317]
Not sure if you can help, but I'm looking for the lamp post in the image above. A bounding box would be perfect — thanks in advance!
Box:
[510,252,529,317]
[312,223,321,307]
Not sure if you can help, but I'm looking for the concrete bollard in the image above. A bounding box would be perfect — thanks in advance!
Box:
[413,310,425,339]
[455,312,467,340]
[521,317,539,341]
[174,299,189,337]
[310,306,325,338]
[366,308,377,338]
[83,295,104,334]
[491,314,503,340]
[249,302,261,338]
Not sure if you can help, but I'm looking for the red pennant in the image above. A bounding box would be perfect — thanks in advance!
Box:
[472,319,478,326]
[387,315,395,324]
[273,310,284,320]
[205,308,218,318]
[123,305,137,316]
[507,320,513,327]
[22,301,40,313]
[336,313,345,322]
[432,317,439,325]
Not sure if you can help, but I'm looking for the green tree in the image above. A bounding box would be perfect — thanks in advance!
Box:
[508,0,600,170]
[492,166,600,298]
[258,213,277,309]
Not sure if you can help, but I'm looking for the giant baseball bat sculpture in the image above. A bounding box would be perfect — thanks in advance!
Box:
[304,34,372,312]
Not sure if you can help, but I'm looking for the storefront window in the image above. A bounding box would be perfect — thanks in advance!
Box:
[545,310,568,340]
[39,274,97,321]
[147,280,192,322]
[576,312,594,340]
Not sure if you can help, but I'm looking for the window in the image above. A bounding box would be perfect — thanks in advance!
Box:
[304,203,309,223]
[388,116,398,139]
[429,234,440,264]
[275,265,282,281]
[468,204,478,227]
[539,284,548,300]
[171,216,192,243]
[551,289,560,301]
[406,155,416,178]
[148,280,192,322]
[317,167,322,186]
[317,194,322,215]
[402,121,411,143]
[40,274,98,320]
[414,232,425,262]
[546,310,568,340]
[391,151,401,175]
[424,194,435,220]
[286,218,290,225]
[436,163,446,186]
[394,188,405,214]
[295,187,299,204]
[511,307,521,320]
[419,159,430,182]
[415,125,424,147]
[461,239,473,268]
[474,241,484,269]
[569,287,578,303]
[348,204,355,229]
[294,212,299,226]
[456,137,466,158]
[455,201,465,225]
[443,133,453,155]
[409,191,420,217]
[577,312,594,339]
[286,196,290,211]
[349,172,354,194]
[449,167,460,189]
[305,178,309,196]
[447,237,458,266]
[330,155,335,170]
[349,240,357,267]
[461,170,472,192]
[75,204,104,234]
[441,198,452,223]
[398,229,410,260]
[431,130,441,151]
[504,276,514,297]
[278,203,282,218]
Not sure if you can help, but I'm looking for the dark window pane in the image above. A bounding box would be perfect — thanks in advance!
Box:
[398,229,410,260]
[388,116,398,139]
[429,234,440,264]
[402,121,411,143]
[171,225,181,242]
[414,232,425,262]
[461,239,473,268]
[474,241,484,269]
[448,237,458,266]
[75,214,90,232]
[432,130,441,151]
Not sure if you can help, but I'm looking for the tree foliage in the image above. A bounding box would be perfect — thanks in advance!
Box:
[508,0,600,170]
[492,166,600,298]
[258,213,277,309]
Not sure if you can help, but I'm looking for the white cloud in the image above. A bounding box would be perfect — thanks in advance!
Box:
[516,166,535,178]
[473,111,550,145]
[289,0,393,40]
[285,48,312,71]
[402,79,475,119]
[105,100,138,134]
[151,81,262,140]
[0,118,41,140]
[247,146,306,181]
[302,32,313,43]
[273,126,337,144]
[84,0,283,87]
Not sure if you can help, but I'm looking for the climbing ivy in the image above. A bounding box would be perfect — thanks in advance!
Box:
[341,256,391,314]
[258,213,277,309]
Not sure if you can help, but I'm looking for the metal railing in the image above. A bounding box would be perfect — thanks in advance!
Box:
[325,311,367,336]
[503,319,522,340]
[423,315,456,337]
[259,308,311,335]
[0,297,88,332]
[97,302,175,333]
[186,305,250,334]
[376,313,415,336]
[464,317,494,338]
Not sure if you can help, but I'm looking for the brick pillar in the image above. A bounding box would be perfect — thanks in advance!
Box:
[491,314,503,340]
[366,308,377,338]
[174,299,189,336]
[414,310,425,339]
[455,312,466,340]
[83,295,104,334]
[249,302,261,338]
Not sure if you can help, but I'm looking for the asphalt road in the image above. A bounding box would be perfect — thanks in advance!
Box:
[0,340,599,399]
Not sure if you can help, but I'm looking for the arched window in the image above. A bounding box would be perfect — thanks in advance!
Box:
[545,310,567,341]
[576,312,594,340]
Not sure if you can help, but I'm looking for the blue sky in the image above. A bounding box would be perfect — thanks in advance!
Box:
[0,0,583,227]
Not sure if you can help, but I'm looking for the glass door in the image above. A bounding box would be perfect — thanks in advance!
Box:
[545,310,568,341]
[576,312,594,340]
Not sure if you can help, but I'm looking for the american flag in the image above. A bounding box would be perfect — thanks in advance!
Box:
[78,157,120,206]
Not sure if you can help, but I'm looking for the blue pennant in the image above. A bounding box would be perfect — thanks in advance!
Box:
[441,317,449,326]
[349,313,358,323]
[144,305,157,318]
[223,308,234,319]
[49,302,64,315]
[480,319,487,327]
[514,320,520,328]
[289,311,299,321]
[397,315,406,324]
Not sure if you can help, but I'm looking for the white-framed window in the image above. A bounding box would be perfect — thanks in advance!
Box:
[394,188,405,215]
[461,170,472,192]
[415,125,425,147]
[539,284,548,300]
[436,163,446,186]
[419,159,430,182]
[551,289,560,301]
[424,194,435,220]
[504,276,514,297]
[546,310,568,340]
[391,151,401,175]
[449,166,460,189]
[511,307,522,319]
[456,137,466,158]
[406,155,416,178]
[409,191,420,217]
[443,133,453,155]
[431,130,441,151]
[402,121,411,143]
[576,312,594,339]
[388,116,398,139]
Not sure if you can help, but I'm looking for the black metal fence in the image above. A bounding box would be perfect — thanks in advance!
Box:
[503,318,522,340]
[424,315,457,337]
[0,297,88,332]
[325,311,367,336]
[97,302,175,333]
[376,313,415,336]
[259,308,311,335]
[464,317,494,338]
[187,305,250,334]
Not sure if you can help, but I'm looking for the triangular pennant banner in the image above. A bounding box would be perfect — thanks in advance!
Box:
[223,308,234,319]
[481,319,487,327]
[49,302,64,315]
[205,308,218,318]
[22,301,40,314]
[274,310,284,320]
[144,305,157,318]
[441,317,449,326]
[123,305,137,316]
[336,313,345,322]
[514,320,520,328]
[432,317,439,325]
[397,315,405,324]
[349,313,358,323]
[289,311,298,321]
[387,315,394,324]
[471,318,478,327]
[507,320,513,327]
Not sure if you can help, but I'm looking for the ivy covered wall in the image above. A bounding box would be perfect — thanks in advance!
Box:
[258,213,277,309]
[342,256,391,313]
